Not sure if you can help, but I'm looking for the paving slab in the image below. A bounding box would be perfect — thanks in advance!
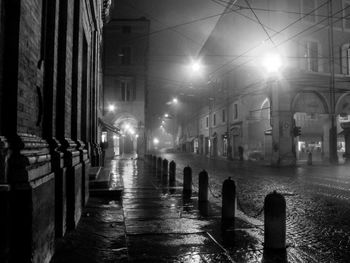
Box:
[50,198,127,263]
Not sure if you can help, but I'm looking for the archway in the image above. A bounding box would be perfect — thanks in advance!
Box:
[113,113,140,156]
[292,91,329,162]
[244,95,271,161]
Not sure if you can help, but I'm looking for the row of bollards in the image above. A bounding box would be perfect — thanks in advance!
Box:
[144,154,286,252]
[145,154,177,187]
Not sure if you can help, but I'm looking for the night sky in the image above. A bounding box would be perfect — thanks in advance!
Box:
[111,0,225,128]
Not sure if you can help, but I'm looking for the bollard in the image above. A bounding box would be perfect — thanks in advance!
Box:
[183,166,192,197]
[152,156,157,174]
[162,159,169,180]
[264,191,286,250]
[157,157,162,177]
[148,154,152,166]
[307,151,312,165]
[221,177,236,231]
[169,161,176,186]
[198,170,208,203]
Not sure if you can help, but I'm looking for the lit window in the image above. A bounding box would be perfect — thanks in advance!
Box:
[101,132,107,143]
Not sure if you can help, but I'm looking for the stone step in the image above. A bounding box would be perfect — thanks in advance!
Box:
[88,166,102,180]
[89,167,123,200]
[89,188,122,199]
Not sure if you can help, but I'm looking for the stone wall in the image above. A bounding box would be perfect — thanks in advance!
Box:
[0,0,107,262]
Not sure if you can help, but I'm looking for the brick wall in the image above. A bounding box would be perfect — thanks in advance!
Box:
[17,0,43,136]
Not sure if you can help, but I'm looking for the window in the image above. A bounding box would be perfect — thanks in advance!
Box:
[347,48,350,75]
[206,116,209,128]
[213,113,216,126]
[341,43,350,75]
[304,41,319,72]
[121,47,131,65]
[301,0,317,22]
[233,104,238,120]
[344,2,350,29]
[120,80,134,101]
[122,25,131,34]
[222,109,226,123]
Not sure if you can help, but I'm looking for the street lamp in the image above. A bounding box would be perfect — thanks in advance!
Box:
[261,52,282,73]
[172,98,178,104]
[108,104,116,112]
[190,60,201,73]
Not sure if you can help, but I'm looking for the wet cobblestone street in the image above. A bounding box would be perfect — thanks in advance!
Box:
[159,152,350,262]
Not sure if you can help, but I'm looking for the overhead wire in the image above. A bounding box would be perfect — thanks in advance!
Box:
[209,1,348,79]
[243,0,276,46]
[208,0,330,76]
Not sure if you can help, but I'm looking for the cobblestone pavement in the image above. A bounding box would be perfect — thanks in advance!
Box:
[156,152,350,263]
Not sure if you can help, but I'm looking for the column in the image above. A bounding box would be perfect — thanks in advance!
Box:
[270,81,296,166]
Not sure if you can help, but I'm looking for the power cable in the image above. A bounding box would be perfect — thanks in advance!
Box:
[116,1,241,44]
[243,0,276,46]
[212,1,348,79]
[208,0,329,76]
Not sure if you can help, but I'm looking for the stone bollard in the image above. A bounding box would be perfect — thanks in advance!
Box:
[198,170,208,203]
[264,191,286,250]
[169,161,176,186]
[153,156,157,172]
[157,157,162,177]
[221,177,236,231]
[162,159,169,179]
[183,166,192,197]
[307,151,312,165]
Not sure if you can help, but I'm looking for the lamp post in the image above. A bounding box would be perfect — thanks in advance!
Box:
[262,52,295,166]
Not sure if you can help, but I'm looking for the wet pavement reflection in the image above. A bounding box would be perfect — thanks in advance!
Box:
[159,152,350,262]
[119,155,310,262]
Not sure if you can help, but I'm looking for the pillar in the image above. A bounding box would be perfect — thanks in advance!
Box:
[270,80,296,166]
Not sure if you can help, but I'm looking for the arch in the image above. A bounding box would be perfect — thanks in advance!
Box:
[260,97,270,120]
[291,91,329,114]
[335,92,350,115]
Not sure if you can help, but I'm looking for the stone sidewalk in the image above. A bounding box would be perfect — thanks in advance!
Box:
[51,157,310,262]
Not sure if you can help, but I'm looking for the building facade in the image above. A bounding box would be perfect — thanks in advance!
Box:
[102,17,149,158]
[177,0,350,166]
[0,0,110,262]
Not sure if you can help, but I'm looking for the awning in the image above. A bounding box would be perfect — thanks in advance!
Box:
[98,118,120,134]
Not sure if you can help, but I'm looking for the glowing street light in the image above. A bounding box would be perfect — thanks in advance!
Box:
[108,104,116,112]
[153,138,159,145]
[172,98,178,104]
[262,52,282,73]
[190,61,201,73]
[164,113,169,118]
